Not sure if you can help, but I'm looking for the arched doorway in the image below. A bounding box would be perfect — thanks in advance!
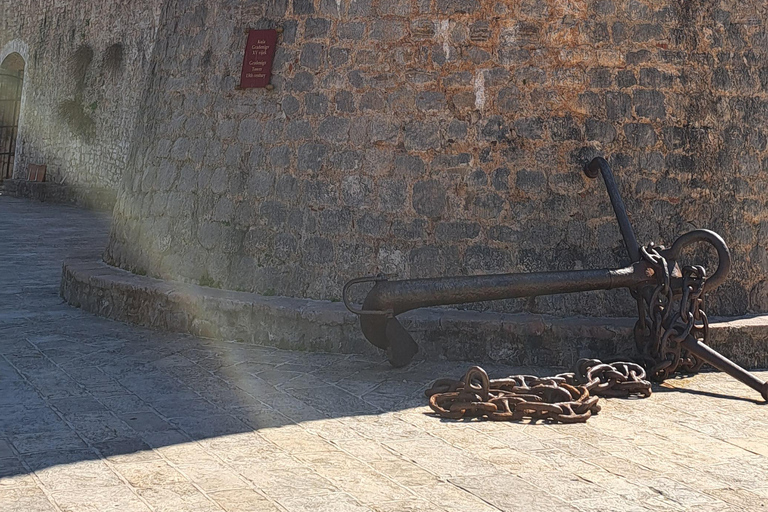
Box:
[0,53,24,181]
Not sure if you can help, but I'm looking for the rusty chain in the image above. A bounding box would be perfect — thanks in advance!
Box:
[425,359,652,424]
[425,243,718,423]
[634,244,708,381]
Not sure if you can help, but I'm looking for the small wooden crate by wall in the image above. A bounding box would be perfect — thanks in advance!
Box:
[27,164,46,182]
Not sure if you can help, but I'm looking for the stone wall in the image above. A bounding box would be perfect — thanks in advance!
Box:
[101,0,768,318]
[0,0,161,188]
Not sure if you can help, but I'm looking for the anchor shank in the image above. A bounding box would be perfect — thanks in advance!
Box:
[363,262,653,316]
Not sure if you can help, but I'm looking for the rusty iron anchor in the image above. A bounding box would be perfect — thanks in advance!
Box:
[344,157,768,402]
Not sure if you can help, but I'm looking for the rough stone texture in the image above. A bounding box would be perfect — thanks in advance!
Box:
[2,179,116,211]
[61,257,380,360]
[88,0,768,320]
[0,1,161,188]
[62,255,768,369]
[3,196,768,512]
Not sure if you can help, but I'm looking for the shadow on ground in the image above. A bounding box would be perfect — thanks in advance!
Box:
[3,196,766,490]
[0,317,464,478]
[0,197,530,478]
[655,377,767,405]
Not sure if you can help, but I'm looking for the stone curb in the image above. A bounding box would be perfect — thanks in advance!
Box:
[61,257,768,368]
[2,179,116,212]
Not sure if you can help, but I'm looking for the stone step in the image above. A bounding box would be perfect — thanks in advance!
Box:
[61,256,768,369]
[2,179,116,211]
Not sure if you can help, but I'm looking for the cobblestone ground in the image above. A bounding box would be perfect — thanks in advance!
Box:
[1,196,768,512]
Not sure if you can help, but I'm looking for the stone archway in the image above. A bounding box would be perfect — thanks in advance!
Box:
[0,53,24,180]
[0,40,28,181]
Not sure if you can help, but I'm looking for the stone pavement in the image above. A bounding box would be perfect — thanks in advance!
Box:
[1,195,768,512]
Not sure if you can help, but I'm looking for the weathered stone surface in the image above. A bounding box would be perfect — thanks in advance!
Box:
[411,179,445,218]
[58,213,768,369]
[3,197,768,512]
[1,0,758,319]
[0,2,158,190]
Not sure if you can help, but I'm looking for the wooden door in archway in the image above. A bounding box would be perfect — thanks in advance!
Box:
[0,65,23,180]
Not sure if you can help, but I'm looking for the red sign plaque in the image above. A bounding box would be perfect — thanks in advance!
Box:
[239,29,278,89]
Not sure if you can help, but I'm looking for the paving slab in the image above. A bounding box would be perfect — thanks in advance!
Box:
[1,196,768,512]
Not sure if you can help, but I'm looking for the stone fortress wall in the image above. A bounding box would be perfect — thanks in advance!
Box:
[7,0,768,319]
[0,0,161,189]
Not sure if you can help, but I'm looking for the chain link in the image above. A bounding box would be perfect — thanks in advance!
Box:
[634,244,708,381]
[425,243,722,422]
[425,359,652,424]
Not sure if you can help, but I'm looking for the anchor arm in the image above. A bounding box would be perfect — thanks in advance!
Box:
[585,157,641,263]
[681,335,768,402]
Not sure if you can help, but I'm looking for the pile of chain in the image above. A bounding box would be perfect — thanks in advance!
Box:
[424,242,717,423]
[425,359,652,423]
[634,244,708,381]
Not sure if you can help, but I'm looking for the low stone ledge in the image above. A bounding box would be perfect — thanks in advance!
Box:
[61,257,768,368]
[2,179,116,212]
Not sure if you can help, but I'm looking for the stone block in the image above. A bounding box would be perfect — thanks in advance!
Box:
[347,0,372,16]
[633,90,666,120]
[589,68,612,88]
[549,116,584,141]
[334,90,356,112]
[515,169,546,193]
[286,119,314,141]
[338,22,365,40]
[302,237,334,264]
[304,93,329,115]
[617,70,637,88]
[297,143,328,172]
[393,153,425,177]
[435,222,481,241]
[329,150,363,171]
[304,18,330,38]
[404,121,441,151]
[300,43,325,70]
[415,91,447,111]
[412,179,446,218]
[632,23,664,42]
[624,123,658,148]
[291,71,315,92]
[446,120,468,141]
[513,118,543,140]
[269,146,292,170]
[370,118,400,143]
[360,91,385,111]
[466,192,504,219]
[329,47,350,67]
[370,20,406,41]
[411,19,436,39]
[605,92,632,121]
[292,0,314,14]
[585,119,617,144]
[436,0,480,14]
[491,167,510,191]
